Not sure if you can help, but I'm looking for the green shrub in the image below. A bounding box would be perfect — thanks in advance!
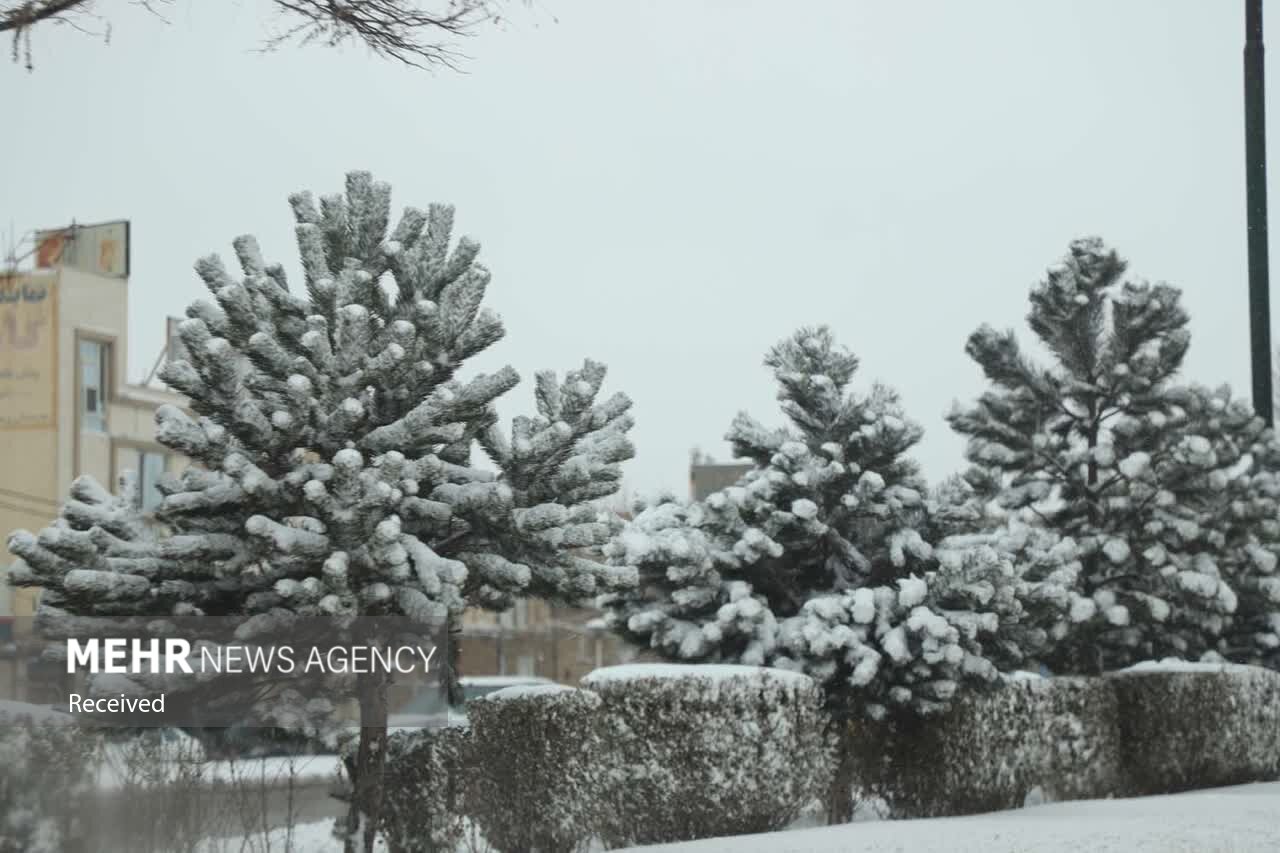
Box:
[582,664,829,849]
[1109,661,1280,795]
[466,685,603,853]
[846,675,1124,818]
[377,725,470,853]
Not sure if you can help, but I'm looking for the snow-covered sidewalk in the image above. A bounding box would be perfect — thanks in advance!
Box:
[227,781,1280,852]
[629,782,1280,853]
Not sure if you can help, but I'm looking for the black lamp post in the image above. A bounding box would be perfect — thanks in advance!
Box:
[1246,0,1273,425]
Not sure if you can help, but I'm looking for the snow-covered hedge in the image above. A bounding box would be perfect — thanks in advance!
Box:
[581,664,830,848]
[843,663,1280,818]
[1109,661,1280,795]
[0,703,101,853]
[846,675,1124,818]
[465,684,604,853]
[377,724,470,853]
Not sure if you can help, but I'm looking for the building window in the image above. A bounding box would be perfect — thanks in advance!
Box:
[499,599,529,631]
[516,655,535,677]
[79,339,108,432]
[134,450,167,513]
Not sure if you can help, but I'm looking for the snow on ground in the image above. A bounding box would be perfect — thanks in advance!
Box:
[1001,670,1045,681]
[223,781,1280,853]
[1119,658,1255,675]
[627,782,1280,853]
[98,752,341,790]
[196,817,387,853]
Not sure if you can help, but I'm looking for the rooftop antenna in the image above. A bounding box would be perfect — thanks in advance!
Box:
[2,224,36,277]
[3,221,15,275]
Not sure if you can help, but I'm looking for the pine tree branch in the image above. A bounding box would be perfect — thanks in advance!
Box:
[1029,444,1077,488]
[1024,503,1055,527]
[1088,470,1127,498]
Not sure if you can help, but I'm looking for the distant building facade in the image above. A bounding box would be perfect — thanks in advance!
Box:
[457,600,640,686]
[1,222,187,700]
[690,460,752,501]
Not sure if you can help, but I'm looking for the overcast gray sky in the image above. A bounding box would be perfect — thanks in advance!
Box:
[2,0,1273,499]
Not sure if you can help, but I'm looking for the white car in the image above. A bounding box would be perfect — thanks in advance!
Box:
[388,675,555,729]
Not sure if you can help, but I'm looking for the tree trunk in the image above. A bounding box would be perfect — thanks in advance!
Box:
[1085,402,1103,676]
[344,669,390,853]
[1085,401,1100,495]
[825,716,857,825]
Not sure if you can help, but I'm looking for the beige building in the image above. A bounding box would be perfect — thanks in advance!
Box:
[690,459,752,501]
[457,599,639,686]
[1,221,186,699]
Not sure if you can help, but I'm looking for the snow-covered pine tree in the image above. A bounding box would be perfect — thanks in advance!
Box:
[1182,386,1280,669]
[922,473,1085,674]
[930,518,1085,674]
[926,473,986,540]
[948,238,1252,673]
[7,171,636,853]
[603,327,1063,821]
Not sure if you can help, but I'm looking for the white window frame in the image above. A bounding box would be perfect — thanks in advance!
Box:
[133,449,167,513]
[79,338,109,433]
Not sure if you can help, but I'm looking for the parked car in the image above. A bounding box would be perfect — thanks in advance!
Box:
[187,724,326,759]
[388,675,556,729]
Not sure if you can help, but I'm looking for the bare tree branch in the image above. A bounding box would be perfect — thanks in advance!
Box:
[2,0,518,71]
[0,0,88,34]
[135,0,174,25]
[4,0,97,70]
[264,0,501,70]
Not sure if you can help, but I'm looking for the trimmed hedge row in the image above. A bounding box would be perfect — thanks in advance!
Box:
[582,664,829,848]
[376,723,470,853]
[846,663,1280,818]
[378,662,1280,849]
[381,665,827,852]
[846,675,1123,818]
[1111,663,1280,795]
[466,684,603,853]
